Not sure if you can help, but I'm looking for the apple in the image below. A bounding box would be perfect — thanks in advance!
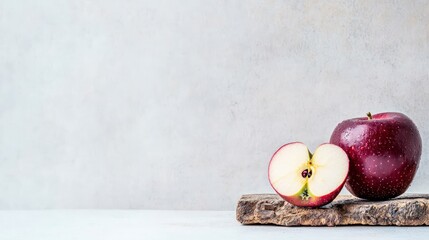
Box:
[330,112,422,200]
[268,142,349,207]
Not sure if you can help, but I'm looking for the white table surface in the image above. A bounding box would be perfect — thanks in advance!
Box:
[0,210,426,240]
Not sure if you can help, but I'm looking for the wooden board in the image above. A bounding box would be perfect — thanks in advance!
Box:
[236,194,429,226]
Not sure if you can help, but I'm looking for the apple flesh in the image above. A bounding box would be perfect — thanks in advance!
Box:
[330,112,422,200]
[268,142,349,207]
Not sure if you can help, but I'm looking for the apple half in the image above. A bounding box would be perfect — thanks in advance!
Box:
[268,142,349,207]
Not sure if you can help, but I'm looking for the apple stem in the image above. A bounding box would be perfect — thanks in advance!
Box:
[367,112,372,120]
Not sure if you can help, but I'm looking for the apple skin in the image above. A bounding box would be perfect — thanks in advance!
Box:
[273,179,347,207]
[268,142,348,207]
[330,112,422,200]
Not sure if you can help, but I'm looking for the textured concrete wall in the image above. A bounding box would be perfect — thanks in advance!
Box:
[0,0,428,210]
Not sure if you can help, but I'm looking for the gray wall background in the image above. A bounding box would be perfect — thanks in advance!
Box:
[0,0,428,210]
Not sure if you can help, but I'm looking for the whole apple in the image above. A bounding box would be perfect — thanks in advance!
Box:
[330,112,422,200]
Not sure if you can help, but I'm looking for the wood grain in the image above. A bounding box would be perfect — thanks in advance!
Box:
[236,194,429,226]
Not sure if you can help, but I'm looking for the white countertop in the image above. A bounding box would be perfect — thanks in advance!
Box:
[0,210,426,240]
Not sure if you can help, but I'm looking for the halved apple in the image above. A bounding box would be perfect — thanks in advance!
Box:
[268,142,349,207]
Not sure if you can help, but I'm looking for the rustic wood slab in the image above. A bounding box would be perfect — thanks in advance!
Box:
[236,194,429,226]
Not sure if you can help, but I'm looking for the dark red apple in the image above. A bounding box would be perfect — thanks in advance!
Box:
[330,112,422,200]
